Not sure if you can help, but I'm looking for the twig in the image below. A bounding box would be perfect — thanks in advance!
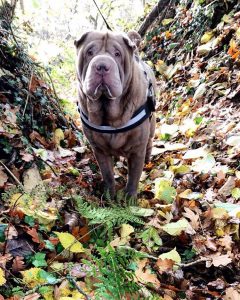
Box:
[0,161,24,188]
[178,257,211,268]
[22,71,33,117]
[34,155,58,177]
[67,275,91,300]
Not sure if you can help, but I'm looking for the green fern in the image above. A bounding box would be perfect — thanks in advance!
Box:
[84,245,141,300]
[74,196,144,239]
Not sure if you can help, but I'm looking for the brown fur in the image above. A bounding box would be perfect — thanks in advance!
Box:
[75,30,156,197]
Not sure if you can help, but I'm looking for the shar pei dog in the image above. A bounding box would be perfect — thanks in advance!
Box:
[75,30,156,198]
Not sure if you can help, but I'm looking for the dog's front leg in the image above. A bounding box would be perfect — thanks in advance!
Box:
[126,152,146,198]
[94,150,115,198]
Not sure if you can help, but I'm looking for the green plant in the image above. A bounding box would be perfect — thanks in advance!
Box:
[84,245,141,300]
[74,196,144,239]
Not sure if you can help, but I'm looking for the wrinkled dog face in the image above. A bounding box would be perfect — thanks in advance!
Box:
[75,31,136,101]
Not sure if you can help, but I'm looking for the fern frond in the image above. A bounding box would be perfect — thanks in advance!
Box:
[84,245,141,300]
[74,196,145,239]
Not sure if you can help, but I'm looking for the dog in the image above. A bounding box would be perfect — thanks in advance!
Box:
[75,30,156,198]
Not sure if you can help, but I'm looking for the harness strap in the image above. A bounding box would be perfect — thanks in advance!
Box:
[78,101,151,134]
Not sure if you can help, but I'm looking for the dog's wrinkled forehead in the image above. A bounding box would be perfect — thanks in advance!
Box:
[74,31,136,53]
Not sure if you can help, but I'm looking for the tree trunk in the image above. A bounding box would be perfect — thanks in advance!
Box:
[138,0,176,37]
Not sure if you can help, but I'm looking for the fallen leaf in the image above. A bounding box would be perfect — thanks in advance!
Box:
[183,147,207,159]
[129,206,154,217]
[223,287,240,300]
[218,176,236,196]
[156,258,174,272]
[23,293,41,300]
[231,187,240,199]
[193,83,207,100]
[0,168,8,188]
[201,31,214,44]
[182,207,200,230]
[54,128,65,146]
[162,218,194,236]
[206,253,232,267]
[226,135,240,147]
[23,165,45,194]
[211,207,228,219]
[20,150,34,162]
[119,224,134,238]
[6,225,18,239]
[158,248,181,268]
[12,256,25,273]
[135,259,160,288]
[0,269,6,286]
[214,202,240,217]
[54,232,85,253]
[26,227,41,243]
[155,178,176,203]
[218,235,233,251]
[179,189,203,200]
[192,154,216,173]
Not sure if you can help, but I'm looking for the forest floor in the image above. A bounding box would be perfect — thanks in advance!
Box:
[0,0,240,299]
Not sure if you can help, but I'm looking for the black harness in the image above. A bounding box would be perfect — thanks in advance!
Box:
[78,70,156,134]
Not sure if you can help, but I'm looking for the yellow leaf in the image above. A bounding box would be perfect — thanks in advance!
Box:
[155,178,176,203]
[165,31,172,39]
[162,18,174,26]
[36,210,58,225]
[216,228,225,237]
[178,189,203,200]
[119,224,134,238]
[54,232,85,253]
[155,60,167,74]
[236,171,240,179]
[0,268,6,286]
[169,165,190,175]
[158,248,181,266]
[54,128,65,146]
[222,14,233,24]
[211,208,228,219]
[21,268,46,288]
[200,31,214,44]
[41,286,54,300]
[10,193,34,215]
[162,218,193,236]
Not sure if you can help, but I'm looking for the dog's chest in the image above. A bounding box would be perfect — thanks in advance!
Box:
[91,131,130,155]
[83,126,145,157]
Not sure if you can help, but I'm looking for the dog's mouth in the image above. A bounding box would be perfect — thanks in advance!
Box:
[93,83,116,100]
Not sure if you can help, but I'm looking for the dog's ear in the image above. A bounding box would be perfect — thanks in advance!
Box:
[127,30,141,48]
[123,35,137,52]
[74,32,89,49]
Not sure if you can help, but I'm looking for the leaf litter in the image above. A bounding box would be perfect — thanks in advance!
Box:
[1,0,240,299]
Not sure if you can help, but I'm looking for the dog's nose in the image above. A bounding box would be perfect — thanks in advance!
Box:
[95,63,110,75]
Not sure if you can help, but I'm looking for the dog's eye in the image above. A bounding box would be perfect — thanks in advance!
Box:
[115,51,121,57]
[87,49,93,56]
